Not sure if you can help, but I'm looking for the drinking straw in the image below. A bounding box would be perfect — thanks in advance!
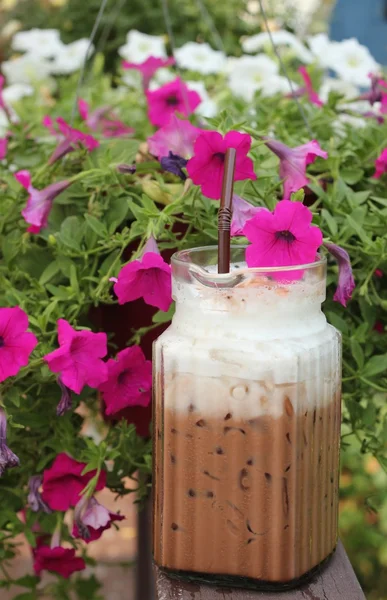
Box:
[218,148,236,274]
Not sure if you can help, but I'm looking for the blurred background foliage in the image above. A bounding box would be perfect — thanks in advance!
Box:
[0,0,386,598]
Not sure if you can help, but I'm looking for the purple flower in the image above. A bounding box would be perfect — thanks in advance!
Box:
[56,378,72,416]
[264,137,328,200]
[160,151,188,180]
[15,170,72,233]
[231,195,261,237]
[28,475,52,513]
[0,408,20,477]
[324,242,355,307]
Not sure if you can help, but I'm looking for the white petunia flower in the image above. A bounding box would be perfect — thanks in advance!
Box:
[11,28,63,58]
[242,30,313,64]
[118,30,166,63]
[2,83,34,105]
[186,81,217,117]
[307,33,333,67]
[228,55,279,101]
[50,39,94,75]
[0,111,9,137]
[1,54,52,85]
[174,42,226,74]
[324,39,379,87]
[319,78,359,103]
[153,68,176,86]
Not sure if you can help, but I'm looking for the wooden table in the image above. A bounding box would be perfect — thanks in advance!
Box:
[154,541,366,600]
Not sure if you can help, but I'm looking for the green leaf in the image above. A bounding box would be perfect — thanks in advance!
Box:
[84,214,108,238]
[341,168,364,185]
[362,402,377,427]
[346,212,370,244]
[99,250,120,276]
[59,216,85,251]
[363,354,387,377]
[73,575,102,599]
[14,575,40,590]
[70,264,79,295]
[6,387,20,408]
[1,230,21,264]
[39,260,60,285]
[290,189,305,203]
[321,209,338,236]
[327,311,349,334]
[350,339,364,369]
[106,196,129,234]
[105,138,140,164]
[152,302,175,323]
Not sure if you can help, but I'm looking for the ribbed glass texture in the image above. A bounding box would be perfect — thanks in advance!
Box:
[153,247,342,590]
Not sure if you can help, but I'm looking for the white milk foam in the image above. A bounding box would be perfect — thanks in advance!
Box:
[155,262,341,418]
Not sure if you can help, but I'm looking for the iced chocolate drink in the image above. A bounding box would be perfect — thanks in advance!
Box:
[153,247,342,590]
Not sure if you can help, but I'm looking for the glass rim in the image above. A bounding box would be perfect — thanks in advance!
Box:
[171,245,326,279]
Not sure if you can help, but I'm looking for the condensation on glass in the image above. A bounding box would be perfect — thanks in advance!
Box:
[153,246,342,590]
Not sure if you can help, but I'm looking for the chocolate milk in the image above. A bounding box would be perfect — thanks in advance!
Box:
[153,252,342,588]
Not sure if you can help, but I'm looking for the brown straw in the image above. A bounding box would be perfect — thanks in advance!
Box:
[218,148,236,273]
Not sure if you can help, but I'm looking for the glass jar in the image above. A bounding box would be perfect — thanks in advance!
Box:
[153,246,341,590]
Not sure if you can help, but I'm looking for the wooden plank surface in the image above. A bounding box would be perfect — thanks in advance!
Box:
[154,541,365,600]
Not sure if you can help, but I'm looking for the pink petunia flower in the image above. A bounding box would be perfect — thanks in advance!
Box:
[99,346,152,416]
[123,56,175,89]
[0,137,8,160]
[78,99,134,138]
[33,545,85,579]
[113,237,172,311]
[0,306,38,383]
[15,169,71,233]
[324,242,355,307]
[373,148,387,178]
[187,130,257,200]
[148,114,203,159]
[231,195,262,237]
[43,116,99,164]
[243,199,322,269]
[375,269,383,278]
[43,319,108,394]
[0,408,20,477]
[264,137,328,200]
[41,452,106,511]
[72,496,125,543]
[297,66,324,107]
[145,77,201,127]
